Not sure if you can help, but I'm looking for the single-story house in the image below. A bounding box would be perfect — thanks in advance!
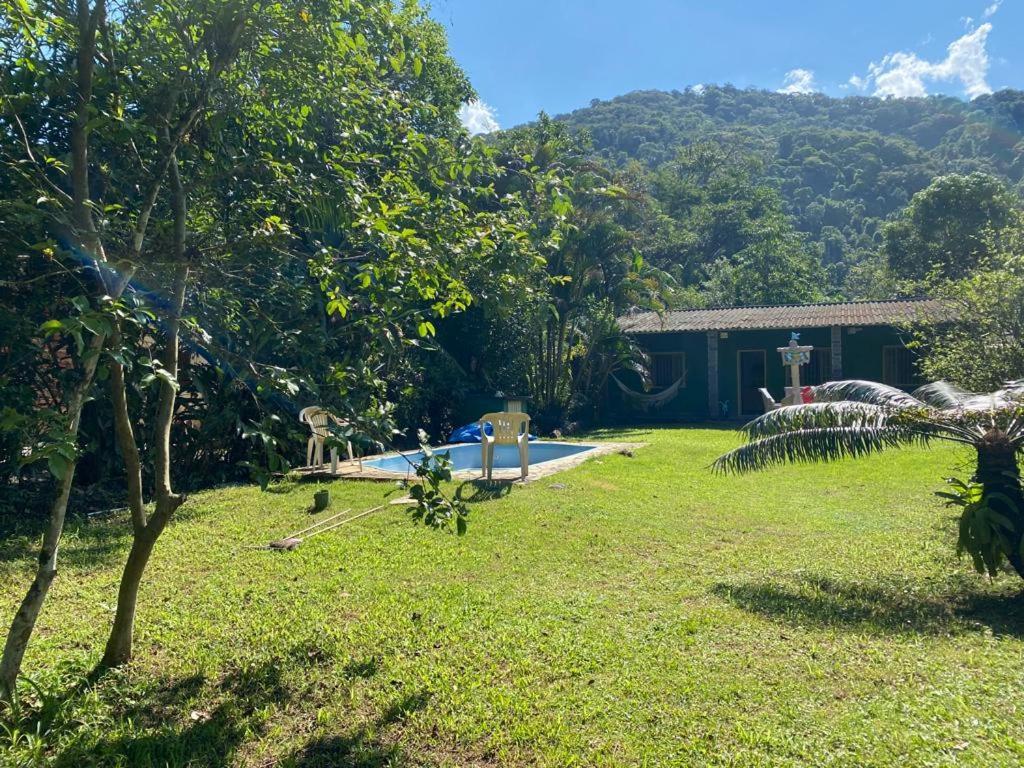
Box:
[609,298,948,421]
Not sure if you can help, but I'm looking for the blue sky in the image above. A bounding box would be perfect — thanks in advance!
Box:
[428,0,1023,133]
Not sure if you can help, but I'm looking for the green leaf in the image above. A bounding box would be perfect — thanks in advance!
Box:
[326,298,349,317]
[40,319,64,334]
[47,454,71,482]
[79,314,112,336]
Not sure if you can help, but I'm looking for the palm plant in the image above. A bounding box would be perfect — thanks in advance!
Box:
[714,380,1024,579]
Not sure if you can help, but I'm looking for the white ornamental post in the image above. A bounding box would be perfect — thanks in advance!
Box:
[777,333,814,405]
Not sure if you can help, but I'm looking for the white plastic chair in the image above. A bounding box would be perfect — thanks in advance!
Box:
[758,388,782,413]
[478,412,530,480]
[298,406,354,471]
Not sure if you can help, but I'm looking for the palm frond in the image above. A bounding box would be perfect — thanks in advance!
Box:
[994,383,1024,405]
[742,402,891,439]
[811,380,925,409]
[1002,415,1024,447]
[907,380,1024,414]
[714,425,929,474]
[959,391,1024,411]
[912,381,973,409]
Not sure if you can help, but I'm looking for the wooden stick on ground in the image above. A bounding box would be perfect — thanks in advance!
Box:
[264,504,389,551]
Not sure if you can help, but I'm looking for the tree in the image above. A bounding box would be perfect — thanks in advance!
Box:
[490,116,667,429]
[883,173,1019,281]
[553,86,1024,299]
[96,0,536,668]
[0,0,252,699]
[1,0,538,690]
[644,143,826,306]
[913,224,1024,390]
[700,216,824,306]
[714,380,1024,579]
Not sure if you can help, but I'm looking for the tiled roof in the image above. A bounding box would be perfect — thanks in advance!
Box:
[619,299,949,334]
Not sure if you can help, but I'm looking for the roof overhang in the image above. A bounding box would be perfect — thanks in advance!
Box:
[618,299,950,334]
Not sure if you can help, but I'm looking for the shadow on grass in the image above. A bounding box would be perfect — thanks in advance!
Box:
[51,662,287,767]
[455,480,513,504]
[266,482,301,494]
[0,514,130,571]
[289,691,431,767]
[0,491,235,573]
[584,421,741,439]
[342,656,381,680]
[712,573,1024,637]
[33,642,417,768]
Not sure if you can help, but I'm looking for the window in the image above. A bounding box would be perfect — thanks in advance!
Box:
[803,348,832,386]
[651,352,686,389]
[882,345,915,388]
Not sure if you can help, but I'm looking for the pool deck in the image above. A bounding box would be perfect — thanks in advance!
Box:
[295,440,644,484]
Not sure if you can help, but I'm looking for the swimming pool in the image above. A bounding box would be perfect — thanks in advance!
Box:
[362,441,598,475]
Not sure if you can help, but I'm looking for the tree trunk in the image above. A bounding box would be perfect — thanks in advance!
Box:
[975,433,1024,578]
[0,0,110,705]
[107,332,146,527]
[99,527,157,667]
[0,330,106,701]
[3,0,246,700]
[98,11,249,666]
[100,148,188,669]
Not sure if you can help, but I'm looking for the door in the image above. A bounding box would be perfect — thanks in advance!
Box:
[738,350,766,416]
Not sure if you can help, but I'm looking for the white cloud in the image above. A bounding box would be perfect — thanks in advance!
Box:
[691,83,706,95]
[778,68,817,94]
[851,23,994,99]
[458,99,499,135]
[848,75,868,91]
[983,0,1002,18]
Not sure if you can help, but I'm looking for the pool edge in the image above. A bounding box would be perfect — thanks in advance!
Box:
[362,440,601,476]
[295,441,644,483]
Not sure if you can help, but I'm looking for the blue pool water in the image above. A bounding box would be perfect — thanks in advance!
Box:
[363,441,596,474]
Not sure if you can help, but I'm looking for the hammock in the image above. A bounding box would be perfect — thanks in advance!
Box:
[611,374,684,411]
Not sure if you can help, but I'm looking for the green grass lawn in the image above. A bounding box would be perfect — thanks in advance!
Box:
[2,427,1024,767]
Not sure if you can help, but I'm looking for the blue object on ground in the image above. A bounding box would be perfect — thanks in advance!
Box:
[447,421,537,444]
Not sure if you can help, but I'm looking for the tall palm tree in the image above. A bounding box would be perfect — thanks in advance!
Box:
[714,380,1024,579]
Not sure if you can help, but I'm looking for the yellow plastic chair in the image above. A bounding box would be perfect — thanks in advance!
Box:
[478,412,530,480]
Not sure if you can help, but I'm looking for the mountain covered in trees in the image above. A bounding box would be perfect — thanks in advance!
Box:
[543,86,1024,298]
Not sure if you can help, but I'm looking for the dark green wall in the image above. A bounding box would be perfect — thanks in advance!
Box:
[716,327,832,418]
[607,324,922,423]
[607,331,710,421]
[841,325,918,384]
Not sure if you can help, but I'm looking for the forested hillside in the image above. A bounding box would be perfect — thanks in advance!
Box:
[551,86,1024,296]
